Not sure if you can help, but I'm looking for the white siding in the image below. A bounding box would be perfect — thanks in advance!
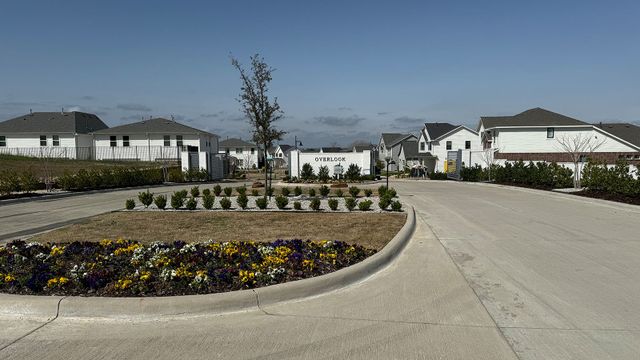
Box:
[493,126,637,153]
[289,150,374,178]
[429,127,482,171]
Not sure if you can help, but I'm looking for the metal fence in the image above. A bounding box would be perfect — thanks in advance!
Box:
[0,146,181,162]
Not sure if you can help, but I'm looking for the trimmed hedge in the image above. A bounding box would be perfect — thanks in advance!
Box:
[460,161,573,189]
[582,161,640,198]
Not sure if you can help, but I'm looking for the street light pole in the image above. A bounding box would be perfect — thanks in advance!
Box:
[385,156,395,190]
[295,136,303,179]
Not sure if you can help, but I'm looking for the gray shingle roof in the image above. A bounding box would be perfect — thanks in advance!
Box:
[219,138,257,148]
[94,118,216,137]
[400,140,433,159]
[381,133,415,148]
[278,144,293,152]
[596,123,640,148]
[424,123,458,140]
[480,108,588,129]
[0,111,108,134]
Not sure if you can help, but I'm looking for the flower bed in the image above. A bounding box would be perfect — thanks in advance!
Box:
[0,239,376,297]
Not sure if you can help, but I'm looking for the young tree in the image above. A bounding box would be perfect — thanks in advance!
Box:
[556,134,606,188]
[232,54,286,198]
[479,148,497,181]
[301,163,315,181]
[318,165,330,183]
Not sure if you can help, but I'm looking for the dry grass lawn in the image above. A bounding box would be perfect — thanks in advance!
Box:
[31,212,406,250]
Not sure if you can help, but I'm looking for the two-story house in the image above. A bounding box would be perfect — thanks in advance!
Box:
[378,133,417,171]
[218,138,263,169]
[417,122,482,172]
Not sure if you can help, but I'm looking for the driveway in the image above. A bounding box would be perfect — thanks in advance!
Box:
[1,181,639,359]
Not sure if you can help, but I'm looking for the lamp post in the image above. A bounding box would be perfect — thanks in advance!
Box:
[385,156,395,190]
[294,136,303,179]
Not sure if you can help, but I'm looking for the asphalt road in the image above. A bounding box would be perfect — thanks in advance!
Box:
[1,180,639,359]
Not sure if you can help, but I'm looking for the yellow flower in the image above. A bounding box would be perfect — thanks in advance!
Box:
[58,277,69,285]
[114,279,133,290]
[139,271,151,282]
[4,274,16,283]
[47,277,70,288]
[175,266,193,278]
[50,246,64,257]
[239,270,255,283]
[195,270,207,278]
[47,278,58,287]
[274,246,292,259]
[100,239,112,247]
[302,259,315,269]
[116,238,126,245]
[114,243,141,256]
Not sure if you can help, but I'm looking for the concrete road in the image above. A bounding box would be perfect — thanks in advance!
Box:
[1,180,639,359]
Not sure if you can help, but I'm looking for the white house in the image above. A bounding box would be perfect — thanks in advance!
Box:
[288,147,374,178]
[378,133,417,171]
[478,108,640,170]
[397,140,433,171]
[417,122,482,172]
[92,118,222,178]
[218,138,263,169]
[271,144,293,168]
[0,111,108,159]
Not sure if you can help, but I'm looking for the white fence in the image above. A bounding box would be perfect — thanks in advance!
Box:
[0,146,181,162]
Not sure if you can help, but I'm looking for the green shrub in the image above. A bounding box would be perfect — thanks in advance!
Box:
[154,195,167,210]
[219,197,232,210]
[301,163,315,181]
[213,184,222,196]
[202,194,215,210]
[378,196,391,210]
[266,187,274,196]
[335,189,343,197]
[328,198,339,211]
[255,197,268,209]
[251,189,259,196]
[171,192,186,209]
[378,185,387,197]
[318,165,330,183]
[319,185,330,197]
[177,189,188,198]
[190,186,200,198]
[168,167,185,182]
[364,189,373,197]
[391,200,402,212]
[237,194,248,209]
[281,187,290,196]
[345,197,357,211]
[309,197,321,211]
[348,186,360,198]
[223,187,232,197]
[386,188,397,198]
[429,171,448,180]
[346,164,361,181]
[125,199,136,210]
[308,188,316,197]
[20,171,39,193]
[202,188,211,197]
[358,199,372,211]
[236,186,247,196]
[293,201,302,210]
[294,186,302,196]
[275,195,289,209]
[185,197,198,210]
[138,191,154,208]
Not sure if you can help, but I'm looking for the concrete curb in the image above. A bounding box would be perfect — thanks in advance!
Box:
[453,181,640,212]
[0,207,415,319]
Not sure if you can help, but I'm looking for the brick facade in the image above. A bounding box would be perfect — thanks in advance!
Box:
[495,152,640,165]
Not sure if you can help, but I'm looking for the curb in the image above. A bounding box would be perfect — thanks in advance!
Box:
[0,207,416,319]
[452,181,640,212]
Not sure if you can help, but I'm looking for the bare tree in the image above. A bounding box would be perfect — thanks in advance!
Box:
[556,134,606,188]
[479,147,498,181]
[232,54,286,197]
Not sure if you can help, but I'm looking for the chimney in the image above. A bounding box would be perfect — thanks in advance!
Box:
[61,107,64,114]
[29,108,33,115]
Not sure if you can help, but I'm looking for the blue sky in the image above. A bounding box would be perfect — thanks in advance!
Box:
[1,0,639,147]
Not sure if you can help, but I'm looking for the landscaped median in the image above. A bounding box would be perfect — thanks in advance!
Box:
[0,208,415,319]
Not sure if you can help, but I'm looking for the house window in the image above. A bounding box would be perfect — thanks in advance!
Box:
[251,148,255,154]
[547,127,554,138]
[465,140,471,150]
[428,143,432,151]
[236,148,243,154]
[123,136,130,147]
[40,135,47,147]
[446,141,452,150]
[164,135,170,147]
[110,136,117,147]
[176,135,183,147]
[420,142,425,151]
[0,136,5,147]
[52,135,60,147]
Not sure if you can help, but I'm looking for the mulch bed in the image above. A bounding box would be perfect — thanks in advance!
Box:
[572,190,640,206]
[0,239,376,297]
